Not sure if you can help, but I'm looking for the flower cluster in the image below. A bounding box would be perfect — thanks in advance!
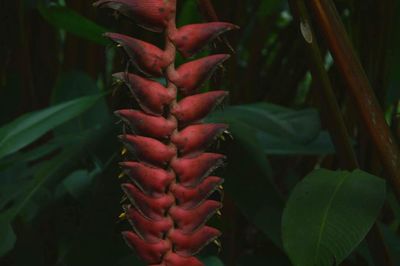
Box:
[94,1,237,265]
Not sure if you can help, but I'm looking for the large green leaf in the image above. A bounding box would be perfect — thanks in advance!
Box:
[38,4,110,45]
[0,148,77,257]
[0,94,102,159]
[206,102,335,246]
[208,103,334,155]
[202,256,224,266]
[211,116,285,246]
[282,169,385,266]
[51,71,111,135]
[0,220,16,257]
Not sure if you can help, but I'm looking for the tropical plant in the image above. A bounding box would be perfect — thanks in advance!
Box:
[1,0,400,266]
[93,0,237,264]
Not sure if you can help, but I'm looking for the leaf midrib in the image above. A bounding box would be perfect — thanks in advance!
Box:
[314,173,349,264]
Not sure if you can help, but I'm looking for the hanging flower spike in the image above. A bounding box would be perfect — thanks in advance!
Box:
[95,0,238,265]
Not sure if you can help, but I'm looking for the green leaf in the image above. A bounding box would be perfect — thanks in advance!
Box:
[258,131,335,155]
[202,256,224,266]
[211,103,321,143]
[60,170,92,199]
[57,166,101,199]
[212,117,285,246]
[208,102,334,155]
[51,71,111,135]
[0,94,102,159]
[282,169,386,266]
[38,4,110,45]
[0,220,16,257]
[0,148,77,256]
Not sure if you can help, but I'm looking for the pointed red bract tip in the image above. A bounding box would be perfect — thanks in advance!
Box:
[170,226,221,256]
[170,176,223,209]
[113,72,174,115]
[172,90,228,124]
[94,0,176,32]
[115,109,177,139]
[162,253,204,266]
[171,123,228,155]
[122,231,171,264]
[169,200,222,233]
[120,134,176,166]
[171,153,226,187]
[106,33,172,76]
[122,183,174,220]
[124,206,173,243]
[170,54,231,95]
[171,22,239,58]
[120,161,175,196]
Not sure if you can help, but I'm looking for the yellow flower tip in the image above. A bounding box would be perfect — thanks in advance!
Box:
[118,212,126,220]
[118,172,125,179]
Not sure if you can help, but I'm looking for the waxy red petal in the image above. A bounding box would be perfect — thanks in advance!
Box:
[170,54,230,95]
[122,183,174,220]
[171,153,225,187]
[170,226,221,256]
[170,176,223,209]
[122,231,170,264]
[162,253,203,266]
[169,200,221,233]
[94,0,175,32]
[171,22,239,58]
[113,73,174,115]
[120,134,176,166]
[106,33,173,76]
[115,109,177,139]
[124,206,173,243]
[171,124,228,155]
[120,161,175,196]
[171,91,228,124]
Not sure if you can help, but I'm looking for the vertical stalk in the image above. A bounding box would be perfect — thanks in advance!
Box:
[289,1,393,265]
[307,0,400,201]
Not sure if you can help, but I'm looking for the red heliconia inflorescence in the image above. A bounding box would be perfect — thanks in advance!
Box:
[94,0,237,265]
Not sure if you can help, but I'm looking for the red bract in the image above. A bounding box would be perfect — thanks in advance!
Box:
[113,72,174,115]
[115,110,176,139]
[120,161,175,196]
[171,22,239,58]
[172,91,228,124]
[171,123,228,155]
[170,176,223,209]
[94,0,176,32]
[170,54,231,95]
[96,0,237,264]
[169,226,221,256]
[124,206,173,243]
[169,201,222,233]
[171,153,226,187]
[106,33,173,76]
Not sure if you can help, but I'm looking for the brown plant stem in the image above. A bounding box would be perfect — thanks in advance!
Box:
[289,1,393,265]
[307,0,400,201]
